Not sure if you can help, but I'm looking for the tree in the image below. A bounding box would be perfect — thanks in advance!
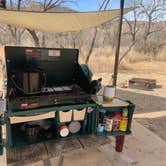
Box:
[5,0,75,47]
[119,0,166,63]
[139,0,165,52]
[119,0,140,64]
[27,0,73,47]
[4,0,26,45]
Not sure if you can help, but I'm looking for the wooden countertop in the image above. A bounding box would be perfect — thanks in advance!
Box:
[92,96,129,107]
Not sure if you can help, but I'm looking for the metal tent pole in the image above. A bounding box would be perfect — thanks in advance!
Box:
[112,0,125,87]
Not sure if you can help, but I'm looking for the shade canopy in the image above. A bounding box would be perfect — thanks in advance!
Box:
[0,8,132,33]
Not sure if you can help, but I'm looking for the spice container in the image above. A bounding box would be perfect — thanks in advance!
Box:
[112,112,121,131]
[59,125,69,137]
[122,108,128,117]
[68,121,81,133]
[104,116,113,132]
[120,117,128,132]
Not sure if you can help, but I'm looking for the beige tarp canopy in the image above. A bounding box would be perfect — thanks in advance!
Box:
[0,8,132,33]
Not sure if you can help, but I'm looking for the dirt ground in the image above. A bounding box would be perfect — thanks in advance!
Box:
[94,62,166,141]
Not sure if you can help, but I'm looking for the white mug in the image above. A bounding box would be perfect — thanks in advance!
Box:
[103,86,115,102]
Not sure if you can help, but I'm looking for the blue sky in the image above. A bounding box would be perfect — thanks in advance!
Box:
[64,0,135,20]
[65,0,121,11]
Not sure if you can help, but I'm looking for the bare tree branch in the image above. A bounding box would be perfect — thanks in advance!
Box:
[119,40,137,65]
[27,29,40,47]
[138,0,165,52]
[85,0,111,64]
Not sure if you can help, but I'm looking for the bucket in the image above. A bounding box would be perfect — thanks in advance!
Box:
[103,86,115,102]
[25,124,41,143]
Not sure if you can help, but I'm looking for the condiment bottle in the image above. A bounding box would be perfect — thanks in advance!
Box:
[122,108,128,117]
[59,125,69,137]
[104,116,113,132]
[119,117,128,131]
[112,112,121,131]
[120,108,129,132]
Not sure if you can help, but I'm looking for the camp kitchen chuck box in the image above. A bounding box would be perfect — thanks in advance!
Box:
[0,46,135,155]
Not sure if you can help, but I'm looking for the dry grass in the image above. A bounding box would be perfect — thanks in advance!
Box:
[0,45,165,77]
[79,46,166,72]
[119,59,132,70]
[127,50,152,62]
[79,46,133,72]
[156,49,166,61]
[88,56,115,73]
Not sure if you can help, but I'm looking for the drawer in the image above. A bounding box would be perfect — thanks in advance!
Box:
[10,111,55,124]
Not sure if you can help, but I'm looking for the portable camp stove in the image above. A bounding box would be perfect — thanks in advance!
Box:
[5,46,101,112]
[0,46,135,155]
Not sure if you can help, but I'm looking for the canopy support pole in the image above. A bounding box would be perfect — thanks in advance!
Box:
[113,0,125,87]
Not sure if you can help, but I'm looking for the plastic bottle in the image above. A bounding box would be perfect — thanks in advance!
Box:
[104,116,113,132]
[122,108,128,117]
[120,108,128,132]
[112,112,121,131]
[119,117,128,131]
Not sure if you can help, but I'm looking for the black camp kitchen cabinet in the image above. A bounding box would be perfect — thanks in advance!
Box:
[0,46,135,155]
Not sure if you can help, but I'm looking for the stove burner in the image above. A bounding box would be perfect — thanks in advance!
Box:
[42,86,73,94]
[9,84,92,110]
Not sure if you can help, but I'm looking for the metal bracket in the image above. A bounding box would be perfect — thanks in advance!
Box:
[0,120,5,125]
[0,99,6,115]
[0,139,6,146]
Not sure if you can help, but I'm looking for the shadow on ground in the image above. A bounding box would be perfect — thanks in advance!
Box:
[117,89,166,140]
[7,136,110,166]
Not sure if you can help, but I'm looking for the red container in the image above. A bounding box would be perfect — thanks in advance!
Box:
[59,125,69,137]
[115,135,125,152]
[112,112,121,131]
